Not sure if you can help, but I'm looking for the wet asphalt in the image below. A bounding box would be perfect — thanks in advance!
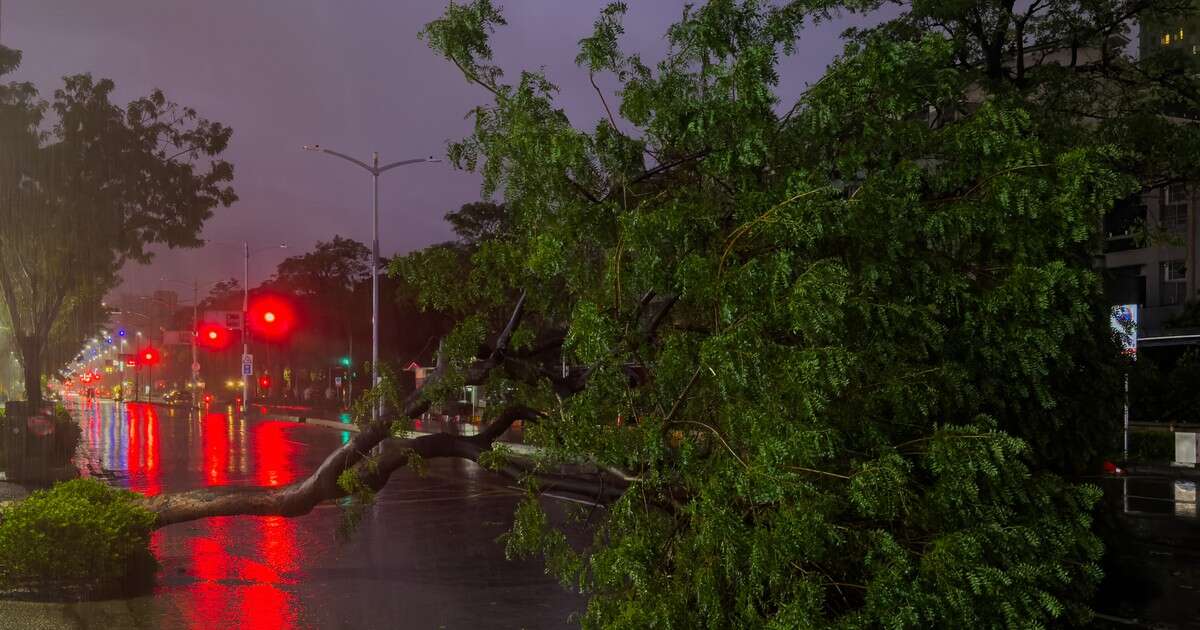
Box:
[0,398,585,629]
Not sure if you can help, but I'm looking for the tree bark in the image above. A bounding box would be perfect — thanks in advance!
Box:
[140,404,628,528]
[137,293,630,527]
[17,334,43,411]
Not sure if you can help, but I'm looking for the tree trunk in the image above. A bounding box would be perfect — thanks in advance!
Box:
[139,404,629,527]
[17,334,44,411]
[135,293,636,526]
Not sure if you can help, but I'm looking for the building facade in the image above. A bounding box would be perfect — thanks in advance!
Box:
[1104,184,1199,337]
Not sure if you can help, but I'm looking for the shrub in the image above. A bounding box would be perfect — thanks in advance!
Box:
[1128,431,1175,463]
[0,478,156,590]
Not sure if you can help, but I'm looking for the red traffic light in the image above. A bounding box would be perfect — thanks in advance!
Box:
[138,346,161,366]
[258,375,271,390]
[248,295,296,341]
[197,322,232,350]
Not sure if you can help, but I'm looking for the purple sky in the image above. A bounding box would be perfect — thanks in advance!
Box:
[2,1,865,297]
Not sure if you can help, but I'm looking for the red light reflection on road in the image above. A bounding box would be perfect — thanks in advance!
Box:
[126,403,161,496]
[254,422,296,487]
[202,412,229,486]
[181,514,300,629]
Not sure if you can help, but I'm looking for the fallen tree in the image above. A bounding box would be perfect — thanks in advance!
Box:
[12,0,1200,626]
[140,293,631,528]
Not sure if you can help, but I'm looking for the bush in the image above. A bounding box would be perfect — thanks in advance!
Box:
[1128,431,1175,463]
[0,478,156,590]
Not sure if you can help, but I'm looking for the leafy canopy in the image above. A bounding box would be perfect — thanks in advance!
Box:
[0,45,236,405]
[405,0,1200,627]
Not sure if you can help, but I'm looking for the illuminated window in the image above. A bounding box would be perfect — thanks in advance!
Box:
[1164,32,1173,46]
[1180,28,1185,39]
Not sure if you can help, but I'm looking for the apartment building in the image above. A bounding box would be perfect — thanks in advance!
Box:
[1104,185,1198,337]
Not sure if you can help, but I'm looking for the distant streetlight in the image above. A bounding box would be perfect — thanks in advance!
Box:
[302,144,439,422]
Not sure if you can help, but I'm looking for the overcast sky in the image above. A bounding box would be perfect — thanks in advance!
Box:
[1,1,866,298]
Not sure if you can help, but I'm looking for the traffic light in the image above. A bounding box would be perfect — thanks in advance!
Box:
[248,295,296,341]
[339,356,351,367]
[139,346,161,367]
[259,374,271,390]
[196,322,232,350]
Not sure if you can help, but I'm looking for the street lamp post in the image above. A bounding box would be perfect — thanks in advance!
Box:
[303,145,439,422]
[240,242,287,410]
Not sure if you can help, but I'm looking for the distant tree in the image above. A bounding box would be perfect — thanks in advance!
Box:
[197,278,242,312]
[445,201,510,244]
[0,45,235,409]
[270,235,371,297]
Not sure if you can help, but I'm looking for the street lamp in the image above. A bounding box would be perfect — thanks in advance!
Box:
[303,144,439,421]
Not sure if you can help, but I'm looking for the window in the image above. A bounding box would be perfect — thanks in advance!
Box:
[1162,184,1189,233]
[1167,182,1188,204]
[1162,204,1188,232]
[1160,260,1188,306]
[1104,195,1146,252]
[1164,32,1173,46]
[1180,27,1186,40]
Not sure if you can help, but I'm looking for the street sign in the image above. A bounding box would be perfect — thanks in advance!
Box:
[1111,304,1138,357]
[205,310,244,330]
[334,376,343,387]
[242,354,253,376]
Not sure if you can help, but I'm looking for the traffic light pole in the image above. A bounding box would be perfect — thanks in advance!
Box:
[243,242,250,411]
[191,280,199,408]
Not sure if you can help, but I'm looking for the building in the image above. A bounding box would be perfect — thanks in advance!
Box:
[1140,11,1200,60]
[1096,22,1200,346]
[1104,185,1198,339]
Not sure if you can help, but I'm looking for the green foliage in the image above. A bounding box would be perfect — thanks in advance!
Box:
[1127,431,1174,463]
[0,45,236,406]
[477,443,514,472]
[0,479,155,588]
[1129,348,1200,424]
[409,0,1200,626]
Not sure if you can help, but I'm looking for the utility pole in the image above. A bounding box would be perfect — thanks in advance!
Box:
[191,280,199,406]
[243,242,250,409]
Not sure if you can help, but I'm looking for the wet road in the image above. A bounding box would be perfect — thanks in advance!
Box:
[24,397,585,629]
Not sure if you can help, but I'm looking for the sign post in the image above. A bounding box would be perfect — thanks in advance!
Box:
[1112,304,1138,515]
[1111,304,1138,460]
